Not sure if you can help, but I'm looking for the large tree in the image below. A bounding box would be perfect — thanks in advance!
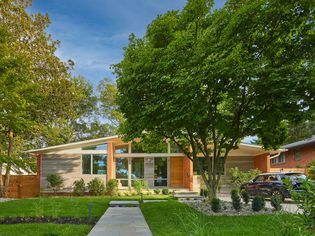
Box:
[0,0,86,196]
[114,0,315,199]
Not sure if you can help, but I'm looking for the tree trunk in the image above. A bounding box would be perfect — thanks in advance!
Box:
[3,129,13,197]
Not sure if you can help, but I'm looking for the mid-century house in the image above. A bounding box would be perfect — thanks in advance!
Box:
[271,136,315,171]
[27,135,279,193]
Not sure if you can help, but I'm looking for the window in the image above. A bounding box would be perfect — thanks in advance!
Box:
[271,153,285,164]
[131,141,168,153]
[154,157,168,186]
[131,158,144,186]
[170,143,181,153]
[294,150,301,161]
[116,158,128,186]
[82,154,107,174]
[132,158,144,179]
[193,157,225,175]
[115,145,129,154]
[82,144,107,150]
[82,155,91,174]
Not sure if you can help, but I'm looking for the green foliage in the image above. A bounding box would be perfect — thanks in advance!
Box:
[211,198,221,213]
[114,0,314,199]
[46,174,63,192]
[154,189,161,195]
[283,178,315,229]
[87,178,105,196]
[200,188,209,197]
[230,167,261,188]
[252,196,265,212]
[307,161,315,180]
[231,189,241,211]
[240,190,250,205]
[270,195,282,211]
[162,189,169,195]
[72,179,85,196]
[107,179,118,196]
[133,179,148,195]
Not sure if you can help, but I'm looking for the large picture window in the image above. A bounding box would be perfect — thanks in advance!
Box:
[116,158,129,186]
[82,154,107,175]
[131,158,144,186]
[154,157,168,186]
[271,153,285,164]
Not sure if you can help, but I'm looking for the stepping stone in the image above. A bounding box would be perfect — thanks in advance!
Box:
[109,200,139,207]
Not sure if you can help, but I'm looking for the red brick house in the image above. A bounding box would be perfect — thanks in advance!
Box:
[270,136,315,171]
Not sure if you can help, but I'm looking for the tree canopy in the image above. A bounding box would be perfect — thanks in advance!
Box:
[115,0,315,198]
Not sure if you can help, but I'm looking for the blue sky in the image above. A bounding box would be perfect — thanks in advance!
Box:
[30,0,226,88]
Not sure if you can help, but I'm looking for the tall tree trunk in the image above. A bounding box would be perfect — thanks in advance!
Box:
[0,130,3,197]
[3,129,13,197]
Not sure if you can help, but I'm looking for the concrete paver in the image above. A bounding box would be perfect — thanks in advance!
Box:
[88,207,152,236]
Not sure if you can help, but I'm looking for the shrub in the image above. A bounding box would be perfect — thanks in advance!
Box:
[252,196,265,211]
[133,179,148,195]
[271,195,282,211]
[240,190,250,205]
[154,189,161,194]
[46,174,63,192]
[200,188,208,197]
[107,179,118,196]
[162,188,169,195]
[283,177,315,229]
[73,178,85,196]
[229,167,261,188]
[87,178,105,196]
[307,160,315,180]
[211,198,221,213]
[231,189,241,211]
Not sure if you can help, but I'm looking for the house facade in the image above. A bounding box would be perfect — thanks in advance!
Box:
[270,136,315,171]
[27,135,275,193]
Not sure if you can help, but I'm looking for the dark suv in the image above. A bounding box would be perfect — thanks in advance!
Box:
[240,172,306,200]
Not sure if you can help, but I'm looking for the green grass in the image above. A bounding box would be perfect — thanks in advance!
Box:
[0,224,92,236]
[0,195,171,236]
[0,195,171,218]
[141,201,312,236]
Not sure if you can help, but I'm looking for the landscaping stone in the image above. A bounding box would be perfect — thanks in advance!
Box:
[185,200,274,216]
[0,216,96,225]
[0,198,13,203]
[109,200,139,207]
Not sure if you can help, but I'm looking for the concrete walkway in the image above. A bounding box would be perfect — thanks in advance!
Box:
[88,206,152,236]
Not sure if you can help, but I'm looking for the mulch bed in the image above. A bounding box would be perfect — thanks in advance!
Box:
[0,216,97,225]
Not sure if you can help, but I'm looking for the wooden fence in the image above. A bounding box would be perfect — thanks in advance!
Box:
[3,175,39,198]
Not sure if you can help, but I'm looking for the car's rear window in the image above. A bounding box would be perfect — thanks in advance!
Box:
[283,173,306,181]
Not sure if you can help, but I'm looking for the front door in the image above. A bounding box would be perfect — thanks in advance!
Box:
[170,157,183,187]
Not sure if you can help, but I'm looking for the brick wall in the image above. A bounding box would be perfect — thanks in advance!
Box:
[271,144,315,168]
[254,153,270,172]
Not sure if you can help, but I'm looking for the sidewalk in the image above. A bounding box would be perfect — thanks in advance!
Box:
[88,206,152,236]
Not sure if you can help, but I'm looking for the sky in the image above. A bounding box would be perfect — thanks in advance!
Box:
[30,0,226,88]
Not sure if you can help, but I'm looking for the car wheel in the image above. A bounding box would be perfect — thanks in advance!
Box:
[271,190,284,202]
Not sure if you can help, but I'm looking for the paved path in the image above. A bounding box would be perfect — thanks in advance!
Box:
[88,207,152,236]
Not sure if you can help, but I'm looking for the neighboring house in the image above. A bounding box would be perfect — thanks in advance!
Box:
[270,136,315,171]
[26,135,278,193]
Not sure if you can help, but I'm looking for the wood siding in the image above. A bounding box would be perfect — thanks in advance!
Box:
[41,154,106,191]
[170,157,184,187]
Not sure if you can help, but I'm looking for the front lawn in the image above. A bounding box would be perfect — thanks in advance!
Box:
[141,201,312,236]
[0,195,171,236]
